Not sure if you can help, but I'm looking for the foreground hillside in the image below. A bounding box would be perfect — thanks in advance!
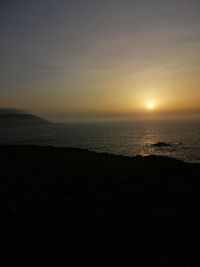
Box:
[1,145,200,266]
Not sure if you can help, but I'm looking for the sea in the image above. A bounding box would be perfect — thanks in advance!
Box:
[0,119,200,163]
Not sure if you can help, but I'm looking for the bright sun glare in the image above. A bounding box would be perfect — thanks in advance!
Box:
[146,102,155,110]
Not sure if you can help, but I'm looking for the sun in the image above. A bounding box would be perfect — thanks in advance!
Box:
[146,101,155,110]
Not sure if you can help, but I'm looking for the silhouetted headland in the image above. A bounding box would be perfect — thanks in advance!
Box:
[1,145,200,266]
[0,113,51,127]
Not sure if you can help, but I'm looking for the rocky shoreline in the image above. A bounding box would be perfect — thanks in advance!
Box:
[1,145,200,266]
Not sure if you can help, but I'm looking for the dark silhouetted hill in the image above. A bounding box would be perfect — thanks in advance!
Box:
[0,145,200,266]
[0,113,50,126]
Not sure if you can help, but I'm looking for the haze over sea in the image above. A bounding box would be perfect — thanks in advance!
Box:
[1,118,200,164]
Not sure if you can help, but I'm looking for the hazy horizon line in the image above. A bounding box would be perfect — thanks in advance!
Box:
[1,107,200,122]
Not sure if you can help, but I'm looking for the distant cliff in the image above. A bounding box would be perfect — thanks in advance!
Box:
[0,113,51,127]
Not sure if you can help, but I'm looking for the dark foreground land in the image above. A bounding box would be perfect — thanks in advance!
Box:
[1,145,200,266]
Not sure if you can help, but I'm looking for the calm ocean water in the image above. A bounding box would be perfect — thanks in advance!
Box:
[0,119,200,163]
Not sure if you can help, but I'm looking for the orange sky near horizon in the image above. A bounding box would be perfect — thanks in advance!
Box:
[0,1,200,120]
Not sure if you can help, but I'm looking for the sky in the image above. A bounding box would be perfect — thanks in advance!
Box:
[0,0,200,120]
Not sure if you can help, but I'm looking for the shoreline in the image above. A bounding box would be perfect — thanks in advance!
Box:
[1,143,199,165]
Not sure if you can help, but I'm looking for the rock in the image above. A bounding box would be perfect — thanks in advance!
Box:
[152,142,172,147]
